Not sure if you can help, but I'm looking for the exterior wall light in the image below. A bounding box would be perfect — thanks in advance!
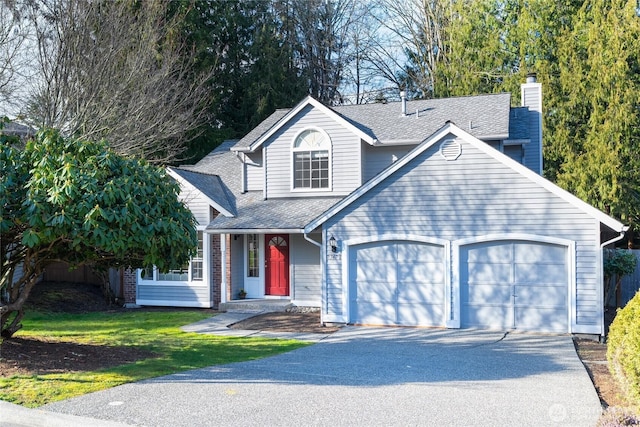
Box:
[329,236,337,253]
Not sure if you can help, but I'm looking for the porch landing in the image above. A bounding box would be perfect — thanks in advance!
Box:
[219,299,293,313]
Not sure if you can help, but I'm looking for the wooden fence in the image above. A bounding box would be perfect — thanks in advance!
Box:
[609,250,640,307]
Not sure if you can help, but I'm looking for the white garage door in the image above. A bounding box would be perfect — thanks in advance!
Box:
[349,241,445,326]
[460,241,568,332]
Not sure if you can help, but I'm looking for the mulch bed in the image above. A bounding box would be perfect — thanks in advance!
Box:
[229,311,341,333]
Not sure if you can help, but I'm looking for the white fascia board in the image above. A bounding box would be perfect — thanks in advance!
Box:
[304,123,626,234]
[204,228,304,234]
[246,96,375,152]
[166,168,235,218]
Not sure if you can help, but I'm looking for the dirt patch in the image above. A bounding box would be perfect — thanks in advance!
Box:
[574,338,627,408]
[0,336,156,376]
[229,311,341,333]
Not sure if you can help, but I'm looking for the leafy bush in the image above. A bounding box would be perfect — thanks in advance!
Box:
[608,290,640,408]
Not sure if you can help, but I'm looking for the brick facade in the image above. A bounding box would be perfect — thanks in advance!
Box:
[123,268,137,304]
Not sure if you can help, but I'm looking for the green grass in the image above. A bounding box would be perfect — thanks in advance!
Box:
[0,310,309,407]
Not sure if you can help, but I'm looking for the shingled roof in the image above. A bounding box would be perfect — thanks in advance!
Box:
[232,93,512,151]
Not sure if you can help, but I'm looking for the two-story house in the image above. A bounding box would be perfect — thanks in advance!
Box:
[125,75,625,336]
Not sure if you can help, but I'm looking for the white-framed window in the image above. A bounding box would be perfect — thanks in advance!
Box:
[247,234,259,277]
[292,128,331,190]
[141,230,204,283]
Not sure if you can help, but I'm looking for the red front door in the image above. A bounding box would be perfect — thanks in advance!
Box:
[265,234,289,296]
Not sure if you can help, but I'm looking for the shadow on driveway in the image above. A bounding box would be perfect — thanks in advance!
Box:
[44,327,601,427]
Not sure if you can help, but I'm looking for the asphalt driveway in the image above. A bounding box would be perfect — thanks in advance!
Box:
[41,327,601,427]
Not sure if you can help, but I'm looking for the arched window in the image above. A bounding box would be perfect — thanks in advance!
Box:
[292,129,331,189]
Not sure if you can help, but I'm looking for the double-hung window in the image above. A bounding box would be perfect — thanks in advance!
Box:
[292,129,331,190]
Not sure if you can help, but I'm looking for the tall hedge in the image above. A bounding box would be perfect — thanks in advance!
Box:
[607,291,640,407]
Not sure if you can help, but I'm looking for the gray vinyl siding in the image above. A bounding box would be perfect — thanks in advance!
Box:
[324,136,599,328]
[137,282,210,306]
[264,105,362,198]
[522,85,542,174]
[245,151,263,191]
[290,233,321,305]
[362,144,413,182]
[178,187,210,226]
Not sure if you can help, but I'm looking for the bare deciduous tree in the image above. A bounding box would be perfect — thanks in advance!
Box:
[0,1,30,113]
[23,0,213,163]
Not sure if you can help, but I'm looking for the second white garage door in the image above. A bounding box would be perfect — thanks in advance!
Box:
[460,241,568,332]
[349,241,445,326]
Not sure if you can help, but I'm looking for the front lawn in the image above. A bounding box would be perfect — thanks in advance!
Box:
[0,310,309,407]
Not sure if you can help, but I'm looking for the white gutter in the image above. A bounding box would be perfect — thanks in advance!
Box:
[303,232,322,248]
[600,230,627,249]
[204,228,304,234]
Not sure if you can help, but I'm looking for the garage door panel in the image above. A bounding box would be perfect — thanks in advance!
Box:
[515,243,565,263]
[463,305,511,329]
[398,262,444,283]
[355,302,396,325]
[515,307,567,332]
[398,303,444,326]
[515,285,566,307]
[354,244,395,262]
[465,284,512,305]
[467,244,512,262]
[467,262,511,283]
[355,280,395,302]
[515,263,566,284]
[398,282,444,303]
[355,261,395,283]
[397,243,442,262]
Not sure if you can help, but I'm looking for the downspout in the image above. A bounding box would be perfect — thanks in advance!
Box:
[599,228,627,339]
[220,233,227,304]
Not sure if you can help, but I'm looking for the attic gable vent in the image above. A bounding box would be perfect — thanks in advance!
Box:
[439,139,461,161]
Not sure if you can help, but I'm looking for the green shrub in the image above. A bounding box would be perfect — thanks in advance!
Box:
[608,290,640,408]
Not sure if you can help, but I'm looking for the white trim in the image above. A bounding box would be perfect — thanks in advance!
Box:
[292,299,320,307]
[205,228,303,234]
[243,233,264,298]
[341,234,450,327]
[452,234,574,333]
[304,123,625,234]
[241,96,375,153]
[290,127,333,192]
[262,146,267,199]
[136,299,212,308]
[220,233,228,304]
[166,168,234,218]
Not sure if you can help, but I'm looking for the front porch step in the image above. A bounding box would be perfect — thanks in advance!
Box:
[219,299,293,313]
